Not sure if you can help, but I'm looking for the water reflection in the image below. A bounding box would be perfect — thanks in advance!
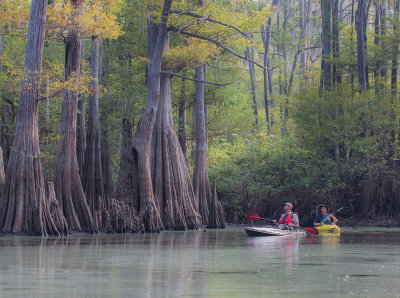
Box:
[0,228,399,297]
[246,236,301,273]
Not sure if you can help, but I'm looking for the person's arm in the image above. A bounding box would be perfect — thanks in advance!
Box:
[290,214,300,227]
[329,214,338,223]
[272,215,282,226]
[313,215,321,226]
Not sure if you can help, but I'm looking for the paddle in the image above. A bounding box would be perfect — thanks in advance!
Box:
[246,213,319,235]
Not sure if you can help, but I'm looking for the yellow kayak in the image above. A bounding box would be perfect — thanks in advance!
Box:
[316,224,341,235]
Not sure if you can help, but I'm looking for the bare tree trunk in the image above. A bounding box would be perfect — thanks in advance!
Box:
[0,0,58,235]
[130,1,173,232]
[82,36,105,229]
[380,1,387,78]
[392,0,399,95]
[298,0,306,82]
[332,0,341,85]
[321,0,332,91]
[118,118,133,199]
[151,72,202,230]
[246,40,259,130]
[356,0,368,90]
[262,0,277,133]
[374,2,381,85]
[193,64,209,226]
[77,97,86,179]
[193,64,225,228]
[178,79,187,158]
[0,146,4,195]
[54,0,95,232]
[77,44,86,180]
[101,128,113,198]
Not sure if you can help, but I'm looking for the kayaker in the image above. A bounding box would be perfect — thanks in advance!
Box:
[272,202,299,230]
[313,205,338,226]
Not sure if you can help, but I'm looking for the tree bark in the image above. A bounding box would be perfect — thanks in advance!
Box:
[356,0,368,90]
[262,0,277,133]
[178,79,187,158]
[0,146,4,195]
[77,97,86,180]
[321,0,332,91]
[392,0,399,95]
[101,128,113,199]
[82,36,105,229]
[130,0,173,232]
[77,44,86,181]
[54,0,95,232]
[118,118,133,199]
[332,0,341,85]
[151,72,202,230]
[0,0,58,235]
[380,2,387,78]
[193,64,224,228]
[246,41,259,130]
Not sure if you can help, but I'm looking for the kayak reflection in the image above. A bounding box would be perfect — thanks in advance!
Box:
[246,236,300,272]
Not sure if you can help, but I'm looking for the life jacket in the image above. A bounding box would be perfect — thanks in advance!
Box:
[278,212,299,224]
[279,212,294,224]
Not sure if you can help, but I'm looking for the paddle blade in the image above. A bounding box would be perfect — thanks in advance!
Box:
[246,213,261,221]
[304,227,319,235]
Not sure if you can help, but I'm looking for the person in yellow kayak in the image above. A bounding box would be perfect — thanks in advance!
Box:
[313,205,338,226]
[272,202,299,230]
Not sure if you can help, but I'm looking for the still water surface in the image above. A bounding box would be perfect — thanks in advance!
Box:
[0,227,399,297]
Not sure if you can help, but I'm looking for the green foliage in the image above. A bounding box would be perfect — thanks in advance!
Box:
[207,132,341,221]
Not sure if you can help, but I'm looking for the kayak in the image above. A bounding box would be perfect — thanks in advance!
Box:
[316,224,341,235]
[245,227,307,237]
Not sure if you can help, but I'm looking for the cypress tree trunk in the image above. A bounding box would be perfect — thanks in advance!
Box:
[321,0,332,91]
[193,64,224,228]
[392,0,399,95]
[151,72,201,230]
[130,0,173,232]
[178,99,187,157]
[0,0,58,235]
[118,118,133,200]
[77,97,86,179]
[298,0,306,82]
[380,2,387,78]
[101,128,113,198]
[0,146,4,195]
[178,79,187,158]
[246,40,259,130]
[54,0,95,232]
[332,0,340,85]
[82,36,105,229]
[193,64,209,226]
[356,0,367,90]
[77,45,86,180]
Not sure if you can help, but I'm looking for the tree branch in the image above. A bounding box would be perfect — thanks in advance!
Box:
[161,71,232,86]
[168,26,267,70]
[170,10,250,39]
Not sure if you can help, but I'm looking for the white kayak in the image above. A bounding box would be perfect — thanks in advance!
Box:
[245,227,307,237]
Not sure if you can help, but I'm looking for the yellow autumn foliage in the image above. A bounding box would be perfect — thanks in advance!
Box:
[164,38,217,69]
[47,0,124,39]
[0,0,30,32]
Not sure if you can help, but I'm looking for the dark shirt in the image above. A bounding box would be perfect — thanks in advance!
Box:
[314,214,333,225]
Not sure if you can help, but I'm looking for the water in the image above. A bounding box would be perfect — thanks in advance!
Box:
[0,227,399,297]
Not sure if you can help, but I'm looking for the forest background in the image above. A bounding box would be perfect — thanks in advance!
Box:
[1,0,399,235]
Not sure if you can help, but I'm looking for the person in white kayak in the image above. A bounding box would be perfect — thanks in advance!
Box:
[313,205,338,226]
[272,202,299,230]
